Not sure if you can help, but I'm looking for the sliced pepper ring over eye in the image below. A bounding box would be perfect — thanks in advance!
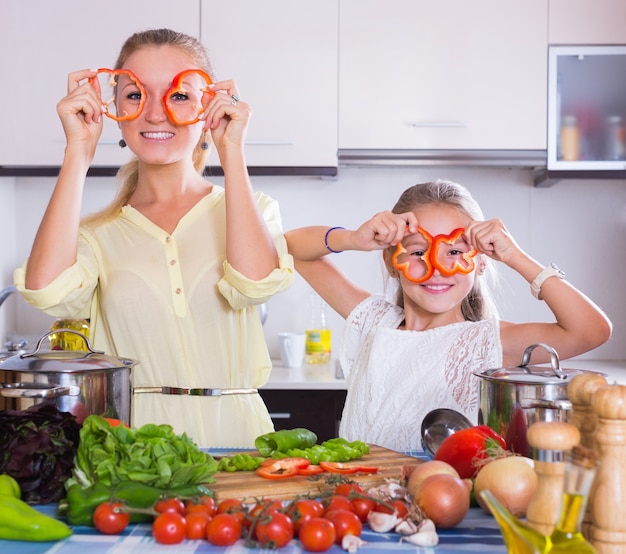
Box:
[163,69,214,126]
[432,227,478,277]
[91,68,146,122]
[391,226,434,283]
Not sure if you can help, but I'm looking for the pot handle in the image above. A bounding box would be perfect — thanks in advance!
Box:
[0,383,81,398]
[520,398,573,411]
[21,329,104,358]
[519,343,568,380]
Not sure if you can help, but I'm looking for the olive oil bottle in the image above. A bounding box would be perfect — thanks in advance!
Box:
[48,319,90,351]
[305,294,331,364]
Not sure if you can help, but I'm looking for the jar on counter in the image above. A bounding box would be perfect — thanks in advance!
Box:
[559,115,580,161]
[605,115,625,161]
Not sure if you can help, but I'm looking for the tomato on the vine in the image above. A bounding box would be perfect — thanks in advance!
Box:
[206,512,243,546]
[374,499,409,518]
[287,499,325,535]
[323,509,362,544]
[324,495,354,514]
[155,497,186,515]
[185,495,216,517]
[216,498,246,524]
[185,512,211,540]
[334,483,364,497]
[254,511,294,548]
[299,517,336,552]
[350,496,377,522]
[93,501,130,535]
[152,511,187,545]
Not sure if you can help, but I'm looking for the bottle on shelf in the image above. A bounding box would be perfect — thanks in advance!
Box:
[605,115,625,161]
[559,115,581,161]
[305,294,331,364]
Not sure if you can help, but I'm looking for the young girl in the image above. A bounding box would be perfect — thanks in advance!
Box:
[14,29,293,447]
[285,180,611,452]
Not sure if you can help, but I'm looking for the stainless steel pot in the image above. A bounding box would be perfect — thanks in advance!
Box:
[0,330,137,424]
[473,343,605,457]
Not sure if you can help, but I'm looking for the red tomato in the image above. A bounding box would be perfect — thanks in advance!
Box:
[206,513,243,546]
[185,512,211,540]
[152,512,187,545]
[255,511,294,548]
[287,499,326,535]
[319,461,359,474]
[257,457,311,479]
[93,501,130,535]
[299,517,337,552]
[217,497,243,513]
[374,499,409,518]
[185,495,217,517]
[434,425,507,479]
[350,496,377,522]
[155,497,186,515]
[246,499,284,532]
[324,495,354,514]
[334,483,364,497]
[324,509,362,544]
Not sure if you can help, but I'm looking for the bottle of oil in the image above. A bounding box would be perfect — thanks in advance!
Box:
[305,294,331,364]
[48,318,90,351]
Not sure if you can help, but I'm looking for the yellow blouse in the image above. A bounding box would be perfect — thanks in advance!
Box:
[14,187,294,447]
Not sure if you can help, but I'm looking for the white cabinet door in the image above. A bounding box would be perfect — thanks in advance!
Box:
[339,0,548,151]
[549,0,626,45]
[200,0,338,170]
[0,0,200,167]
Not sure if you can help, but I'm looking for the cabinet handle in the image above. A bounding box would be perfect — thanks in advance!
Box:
[269,412,292,419]
[409,121,467,128]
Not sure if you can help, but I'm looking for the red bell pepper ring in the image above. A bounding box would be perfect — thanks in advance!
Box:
[256,457,311,479]
[91,68,146,122]
[431,227,478,277]
[163,69,214,126]
[391,227,434,283]
[297,464,325,476]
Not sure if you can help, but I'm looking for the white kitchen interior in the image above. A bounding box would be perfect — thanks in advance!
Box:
[0,0,625,388]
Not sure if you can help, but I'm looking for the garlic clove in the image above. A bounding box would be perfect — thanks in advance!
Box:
[394,518,419,536]
[417,518,437,534]
[341,534,367,553]
[402,530,439,547]
[366,510,401,533]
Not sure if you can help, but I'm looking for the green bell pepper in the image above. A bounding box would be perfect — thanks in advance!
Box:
[255,428,318,456]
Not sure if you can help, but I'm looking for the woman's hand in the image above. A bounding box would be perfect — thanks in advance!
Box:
[353,211,418,251]
[203,79,249,155]
[464,218,522,265]
[56,69,103,156]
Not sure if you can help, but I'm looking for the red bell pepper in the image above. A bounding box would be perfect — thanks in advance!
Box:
[391,227,434,283]
[256,457,311,479]
[91,68,146,122]
[163,69,214,126]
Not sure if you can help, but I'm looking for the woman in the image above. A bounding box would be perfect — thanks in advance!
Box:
[14,29,293,447]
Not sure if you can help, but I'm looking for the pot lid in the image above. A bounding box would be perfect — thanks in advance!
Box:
[473,343,602,384]
[0,330,137,373]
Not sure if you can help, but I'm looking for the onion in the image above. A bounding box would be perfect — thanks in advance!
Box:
[473,456,537,517]
[406,460,460,499]
[411,473,470,528]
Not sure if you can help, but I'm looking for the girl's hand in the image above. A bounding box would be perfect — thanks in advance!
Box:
[57,69,103,155]
[202,79,249,154]
[464,218,522,265]
[353,211,418,251]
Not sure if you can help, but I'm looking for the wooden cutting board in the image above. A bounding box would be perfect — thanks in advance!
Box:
[208,445,423,502]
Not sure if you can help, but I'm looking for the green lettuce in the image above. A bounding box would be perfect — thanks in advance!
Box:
[65,415,217,491]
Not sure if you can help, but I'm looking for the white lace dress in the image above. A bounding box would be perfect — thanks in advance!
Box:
[338,294,503,452]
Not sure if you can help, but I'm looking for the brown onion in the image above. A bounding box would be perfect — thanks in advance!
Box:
[412,473,470,528]
[473,456,537,517]
[406,460,460,499]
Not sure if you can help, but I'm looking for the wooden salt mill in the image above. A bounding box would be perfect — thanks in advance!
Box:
[568,371,608,539]
[590,384,626,554]
[525,421,581,535]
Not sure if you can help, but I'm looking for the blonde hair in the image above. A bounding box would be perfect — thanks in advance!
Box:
[388,180,499,321]
[83,29,214,226]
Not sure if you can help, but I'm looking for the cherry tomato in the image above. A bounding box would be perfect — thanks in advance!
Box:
[216,498,246,524]
[185,495,217,517]
[324,509,362,544]
[350,496,377,522]
[93,501,130,534]
[185,511,211,540]
[324,495,354,514]
[155,497,186,515]
[334,483,364,497]
[287,499,326,535]
[206,513,243,546]
[299,517,337,552]
[245,499,284,532]
[374,499,409,518]
[255,511,294,548]
[152,512,186,545]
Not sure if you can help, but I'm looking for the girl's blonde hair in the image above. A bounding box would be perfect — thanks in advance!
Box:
[388,180,499,321]
[83,29,214,226]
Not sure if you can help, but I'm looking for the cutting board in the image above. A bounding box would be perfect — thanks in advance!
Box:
[208,445,423,502]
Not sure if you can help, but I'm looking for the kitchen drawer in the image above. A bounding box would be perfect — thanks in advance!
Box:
[259,389,347,442]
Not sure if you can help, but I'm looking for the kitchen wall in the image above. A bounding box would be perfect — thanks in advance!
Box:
[1,167,625,364]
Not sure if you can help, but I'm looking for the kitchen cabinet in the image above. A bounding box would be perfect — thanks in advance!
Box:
[200,1,338,174]
[0,0,200,168]
[549,0,626,45]
[260,389,347,442]
[338,0,548,152]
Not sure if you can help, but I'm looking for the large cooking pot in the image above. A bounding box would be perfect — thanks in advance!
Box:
[473,343,605,457]
[0,330,137,424]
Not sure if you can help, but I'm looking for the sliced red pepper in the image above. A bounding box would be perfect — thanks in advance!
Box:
[391,226,434,283]
[353,465,379,474]
[163,68,214,126]
[319,461,359,474]
[91,68,146,122]
[256,457,311,479]
[298,464,325,476]
[431,227,478,277]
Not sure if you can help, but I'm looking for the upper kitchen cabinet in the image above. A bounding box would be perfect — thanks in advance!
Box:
[200,1,338,174]
[0,0,200,169]
[338,0,548,154]
[549,0,626,45]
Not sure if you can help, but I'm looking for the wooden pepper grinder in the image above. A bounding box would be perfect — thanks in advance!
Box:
[525,421,581,535]
[568,371,608,539]
[590,384,626,553]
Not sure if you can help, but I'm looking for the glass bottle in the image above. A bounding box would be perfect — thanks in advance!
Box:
[305,294,331,364]
[559,115,580,161]
[48,318,90,351]
[605,115,625,161]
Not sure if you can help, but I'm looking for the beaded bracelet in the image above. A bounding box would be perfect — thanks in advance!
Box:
[324,226,345,253]
[530,263,565,300]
